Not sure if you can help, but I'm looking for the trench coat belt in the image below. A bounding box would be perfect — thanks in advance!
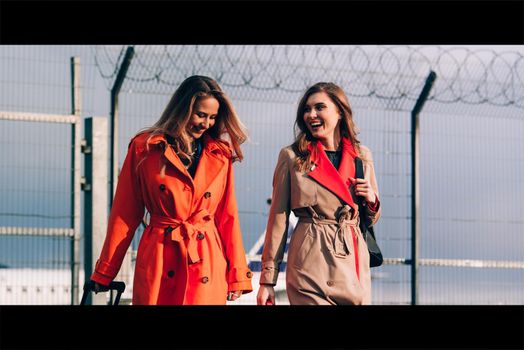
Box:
[150,210,214,264]
[298,205,358,257]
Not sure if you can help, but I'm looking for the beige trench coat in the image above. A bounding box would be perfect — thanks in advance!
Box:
[260,138,381,305]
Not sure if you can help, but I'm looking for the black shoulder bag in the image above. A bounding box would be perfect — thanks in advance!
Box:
[355,157,383,267]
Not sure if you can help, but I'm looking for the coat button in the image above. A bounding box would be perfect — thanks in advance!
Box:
[318,214,325,220]
[204,191,211,199]
[197,232,205,240]
[167,270,175,278]
[201,276,209,284]
[165,226,173,234]
[246,271,252,278]
[159,184,166,191]
[327,281,334,287]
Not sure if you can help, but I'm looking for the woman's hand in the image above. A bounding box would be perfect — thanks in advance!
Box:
[92,281,109,294]
[257,284,276,305]
[350,177,376,204]
[227,290,243,301]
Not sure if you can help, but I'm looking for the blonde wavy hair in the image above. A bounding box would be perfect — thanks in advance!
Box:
[137,75,247,169]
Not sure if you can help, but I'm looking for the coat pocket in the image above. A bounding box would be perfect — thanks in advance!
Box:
[289,224,316,270]
[211,226,226,259]
[135,225,155,270]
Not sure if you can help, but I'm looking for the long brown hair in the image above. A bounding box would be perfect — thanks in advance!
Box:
[140,75,247,164]
[292,82,361,172]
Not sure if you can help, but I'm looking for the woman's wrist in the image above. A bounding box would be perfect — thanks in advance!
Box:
[366,197,379,211]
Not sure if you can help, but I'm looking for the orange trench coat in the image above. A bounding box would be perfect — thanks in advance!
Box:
[91,132,253,304]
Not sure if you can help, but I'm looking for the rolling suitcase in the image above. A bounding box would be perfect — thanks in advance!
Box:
[80,280,126,305]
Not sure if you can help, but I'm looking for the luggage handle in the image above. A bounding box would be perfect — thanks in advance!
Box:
[80,280,126,305]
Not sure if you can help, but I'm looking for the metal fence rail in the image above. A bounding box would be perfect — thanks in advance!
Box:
[0,227,75,237]
[0,111,79,124]
[382,258,524,269]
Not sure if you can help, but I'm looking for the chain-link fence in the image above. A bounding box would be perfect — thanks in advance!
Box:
[93,45,524,305]
[0,45,523,304]
[0,46,100,304]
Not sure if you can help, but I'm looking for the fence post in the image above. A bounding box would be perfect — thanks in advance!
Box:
[109,46,135,204]
[109,46,135,299]
[70,57,82,305]
[83,117,109,305]
[410,71,437,305]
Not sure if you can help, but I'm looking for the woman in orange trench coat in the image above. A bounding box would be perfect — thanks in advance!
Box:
[90,75,253,304]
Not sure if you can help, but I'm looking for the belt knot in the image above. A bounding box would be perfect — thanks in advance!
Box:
[333,205,358,256]
[150,210,214,263]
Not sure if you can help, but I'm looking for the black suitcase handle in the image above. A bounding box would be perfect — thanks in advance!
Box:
[80,280,126,305]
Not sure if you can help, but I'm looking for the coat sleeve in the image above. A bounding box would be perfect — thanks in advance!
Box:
[361,146,381,226]
[90,139,145,286]
[259,148,291,286]
[214,157,254,294]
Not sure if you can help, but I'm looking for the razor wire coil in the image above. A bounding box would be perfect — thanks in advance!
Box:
[92,45,524,110]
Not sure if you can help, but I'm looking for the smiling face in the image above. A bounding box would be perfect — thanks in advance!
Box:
[187,96,220,140]
[303,92,341,144]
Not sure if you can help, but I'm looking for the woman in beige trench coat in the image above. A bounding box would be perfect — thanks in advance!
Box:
[257,82,381,305]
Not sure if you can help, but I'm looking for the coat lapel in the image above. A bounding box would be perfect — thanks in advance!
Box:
[147,134,194,188]
[193,135,227,201]
[307,140,357,210]
[164,146,195,187]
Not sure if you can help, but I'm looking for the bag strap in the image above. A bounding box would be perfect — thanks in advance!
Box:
[354,157,369,231]
[354,157,365,206]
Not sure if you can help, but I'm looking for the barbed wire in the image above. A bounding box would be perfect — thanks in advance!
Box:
[92,45,524,109]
